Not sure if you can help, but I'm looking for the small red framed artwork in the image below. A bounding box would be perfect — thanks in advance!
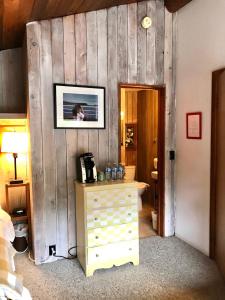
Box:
[186,112,202,139]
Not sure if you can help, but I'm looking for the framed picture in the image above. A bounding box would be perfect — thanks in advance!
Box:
[54,84,105,129]
[186,112,202,139]
[125,123,137,150]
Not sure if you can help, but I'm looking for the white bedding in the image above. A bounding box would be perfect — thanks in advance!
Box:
[0,207,15,242]
[0,207,32,300]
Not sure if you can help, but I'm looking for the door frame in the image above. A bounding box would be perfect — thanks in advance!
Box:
[118,83,165,237]
[210,68,225,258]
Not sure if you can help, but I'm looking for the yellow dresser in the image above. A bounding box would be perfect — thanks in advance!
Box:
[75,181,139,276]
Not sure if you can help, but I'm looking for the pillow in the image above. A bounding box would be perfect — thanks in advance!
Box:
[0,207,11,222]
[0,208,15,242]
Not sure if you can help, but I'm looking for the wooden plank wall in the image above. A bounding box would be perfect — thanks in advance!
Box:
[26,0,168,263]
[164,9,177,236]
[0,48,25,113]
[137,90,158,202]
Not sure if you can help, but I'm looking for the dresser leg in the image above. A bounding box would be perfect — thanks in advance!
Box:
[132,258,139,266]
[86,267,95,277]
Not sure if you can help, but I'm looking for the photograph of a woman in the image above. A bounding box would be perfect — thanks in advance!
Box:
[72,104,85,121]
[63,93,98,121]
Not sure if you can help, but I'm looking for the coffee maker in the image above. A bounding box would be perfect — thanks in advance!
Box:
[78,152,97,183]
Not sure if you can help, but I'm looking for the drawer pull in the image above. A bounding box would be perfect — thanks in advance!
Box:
[128,230,132,234]
[94,198,98,202]
[95,236,99,239]
[94,217,98,221]
[129,248,132,251]
[128,213,132,216]
[96,254,99,257]
[128,195,132,198]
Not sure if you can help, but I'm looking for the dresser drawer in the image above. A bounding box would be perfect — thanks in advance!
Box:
[87,240,139,265]
[86,188,137,210]
[87,205,138,229]
[87,222,138,247]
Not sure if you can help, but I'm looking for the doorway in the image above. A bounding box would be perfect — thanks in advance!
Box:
[210,68,225,278]
[119,84,165,238]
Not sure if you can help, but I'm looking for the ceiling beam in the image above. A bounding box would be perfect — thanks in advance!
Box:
[164,0,192,13]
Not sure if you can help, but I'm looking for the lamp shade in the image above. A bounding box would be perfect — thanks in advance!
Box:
[1,132,28,154]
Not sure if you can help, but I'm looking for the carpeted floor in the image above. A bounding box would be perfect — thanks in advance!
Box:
[15,237,225,300]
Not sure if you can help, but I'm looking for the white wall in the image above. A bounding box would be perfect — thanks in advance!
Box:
[176,0,225,255]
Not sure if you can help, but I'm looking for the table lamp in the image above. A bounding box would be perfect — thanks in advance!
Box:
[1,132,28,184]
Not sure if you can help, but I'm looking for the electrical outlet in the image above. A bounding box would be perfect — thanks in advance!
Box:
[49,245,56,256]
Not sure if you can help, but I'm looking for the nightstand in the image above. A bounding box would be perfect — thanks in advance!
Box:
[5,182,32,248]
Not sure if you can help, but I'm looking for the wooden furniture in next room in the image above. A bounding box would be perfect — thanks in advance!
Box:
[75,180,139,276]
[5,182,32,248]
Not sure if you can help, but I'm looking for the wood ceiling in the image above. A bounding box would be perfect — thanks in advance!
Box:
[0,0,192,50]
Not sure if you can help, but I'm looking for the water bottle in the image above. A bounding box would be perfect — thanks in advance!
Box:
[97,170,105,182]
[105,163,111,181]
[117,164,124,180]
[111,163,118,181]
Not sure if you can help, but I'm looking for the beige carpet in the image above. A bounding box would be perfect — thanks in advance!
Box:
[15,237,225,300]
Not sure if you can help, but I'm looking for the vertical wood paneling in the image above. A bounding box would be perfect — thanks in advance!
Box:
[97,9,108,168]
[27,1,175,262]
[133,92,137,123]
[118,5,128,84]
[51,19,65,82]
[75,13,88,154]
[0,52,3,109]
[40,20,56,255]
[1,51,8,110]
[137,90,155,203]
[87,11,99,164]
[155,0,165,84]
[0,48,25,113]
[126,92,133,123]
[164,8,175,236]
[63,15,77,250]
[75,14,87,85]
[172,14,177,152]
[118,4,128,165]
[51,18,68,257]
[86,11,97,83]
[137,2,147,83]
[27,21,45,263]
[1,51,9,110]
[164,8,172,229]
[108,6,118,163]
[128,3,137,83]
[146,1,156,84]
[63,16,75,84]
[10,49,24,111]
[128,92,133,122]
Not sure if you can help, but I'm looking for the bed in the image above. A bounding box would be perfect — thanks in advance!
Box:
[0,207,32,300]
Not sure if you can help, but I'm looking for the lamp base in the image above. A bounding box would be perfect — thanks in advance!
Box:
[9,179,24,185]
